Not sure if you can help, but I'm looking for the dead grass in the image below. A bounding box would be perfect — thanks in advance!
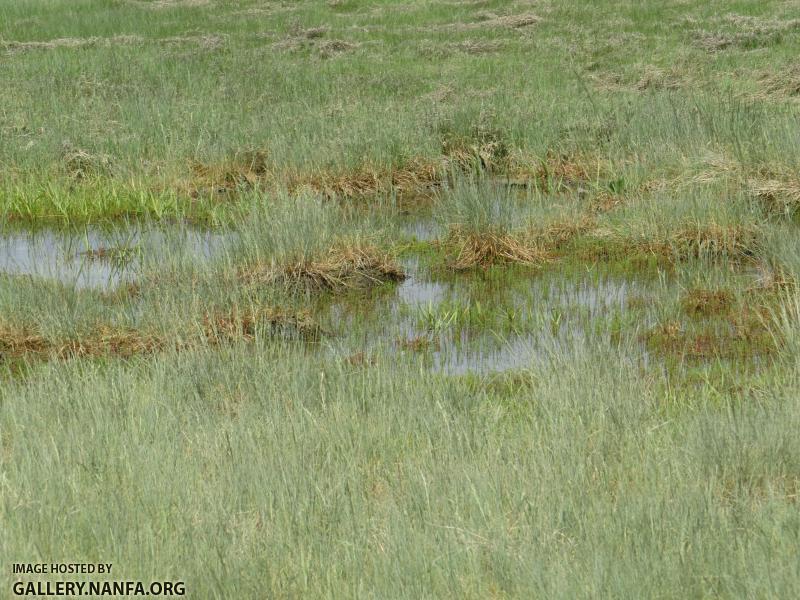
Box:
[756,65,800,99]
[644,317,774,361]
[750,177,800,215]
[440,125,511,173]
[80,246,137,263]
[665,224,759,261]
[530,152,599,192]
[242,243,405,293]
[344,351,376,367]
[1,33,222,54]
[0,322,163,361]
[0,35,144,53]
[273,26,360,57]
[693,16,800,52]
[288,158,442,198]
[185,149,609,202]
[444,226,552,270]
[127,0,211,8]
[579,224,760,267]
[681,289,734,317]
[444,12,540,31]
[635,65,692,91]
[0,303,320,362]
[397,335,438,352]
[749,263,795,294]
[203,306,320,343]
[189,149,271,195]
[62,144,114,180]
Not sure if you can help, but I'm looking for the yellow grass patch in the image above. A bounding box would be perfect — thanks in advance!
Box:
[0,322,163,361]
[750,177,800,215]
[242,243,405,293]
[444,227,552,270]
[203,306,320,342]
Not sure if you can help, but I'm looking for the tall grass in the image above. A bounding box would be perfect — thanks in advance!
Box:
[4,0,800,597]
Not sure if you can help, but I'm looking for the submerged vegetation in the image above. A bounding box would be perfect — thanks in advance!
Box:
[3,0,800,597]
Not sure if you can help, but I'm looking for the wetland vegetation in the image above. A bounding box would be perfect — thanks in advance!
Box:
[3,0,800,597]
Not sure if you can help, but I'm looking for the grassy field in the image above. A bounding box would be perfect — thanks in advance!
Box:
[3,0,800,597]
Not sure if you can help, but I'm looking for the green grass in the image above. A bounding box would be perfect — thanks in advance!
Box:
[4,0,800,597]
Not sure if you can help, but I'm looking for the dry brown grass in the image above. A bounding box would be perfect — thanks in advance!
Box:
[635,66,692,91]
[750,177,800,215]
[127,0,211,8]
[442,216,593,271]
[62,145,114,180]
[579,223,760,267]
[681,289,734,317]
[444,226,552,270]
[0,303,320,362]
[1,33,223,54]
[203,306,320,343]
[664,224,759,261]
[528,152,601,192]
[397,335,439,352]
[644,316,774,361]
[242,243,405,293]
[0,322,163,361]
[288,158,442,198]
[344,351,376,367]
[189,149,271,194]
[0,35,144,53]
[693,16,800,52]
[756,65,800,99]
[273,26,360,57]
[748,262,795,294]
[441,12,540,31]
[189,154,443,199]
[443,139,509,173]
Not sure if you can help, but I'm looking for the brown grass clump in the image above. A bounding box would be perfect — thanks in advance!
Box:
[539,217,596,249]
[664,224,760,261]
[443,138,508,173]
[757,65,800,99]
[289,159,442,199]
[243,243,405,293]
[398,335,438,352]
[68,326,164,358]
[589,191,625,213]
[644,318,774,361]
[317,39,360,58]
[750,178,800,215]
[189,149,271,195]
[344,351,376,367]
[0,323,50,357]
[0,322,163,361]
[187,154,442,200]
[273,26,360,57]
[681,289,734,317]
[449,40,505,55]
[748,263,795,294]
[693,17,800,52]
[1,35,144,53]
[444,226,552,270]
[531,152,596,192]
[635,66,691,91]
[203,306,320,343]
[62,144,113,180]
[443,12,540,31]
[578,223,759,268]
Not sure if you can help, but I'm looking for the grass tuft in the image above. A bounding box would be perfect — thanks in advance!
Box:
[444,226,552,270]
[242,242,405,293]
